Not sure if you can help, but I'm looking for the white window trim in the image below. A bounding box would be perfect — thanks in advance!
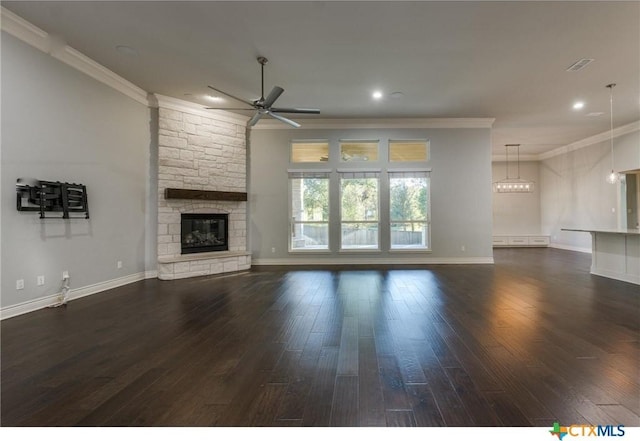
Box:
[288,172,331,253]
[388,171,432,251]
[339,172,381,252]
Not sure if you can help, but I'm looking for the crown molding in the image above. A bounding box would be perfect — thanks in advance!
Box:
[153,94,249,126]
[537,120,640,161]
[252,117,495,130]
[1,6,48,51]
[492,154,539,162]
[1,6,149,106]
[491,120,640,162]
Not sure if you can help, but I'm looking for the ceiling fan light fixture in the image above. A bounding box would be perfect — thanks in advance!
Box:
[206,56,319,128]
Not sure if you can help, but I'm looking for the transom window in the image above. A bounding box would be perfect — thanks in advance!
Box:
[340,140,379,162]
[389,140,429,162]
[291,140,329,162]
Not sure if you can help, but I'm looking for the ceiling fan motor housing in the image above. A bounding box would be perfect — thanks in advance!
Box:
[206,55,319,127]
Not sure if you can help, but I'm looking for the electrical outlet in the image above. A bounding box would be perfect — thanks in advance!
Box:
[117,261,123,269]
[37,275,45,286]
[461,245,466,252]
[271,247,276,253]
[62,270,69,280]
[16,279,24,290]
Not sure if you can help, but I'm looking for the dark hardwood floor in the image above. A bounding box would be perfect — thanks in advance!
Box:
[2,248,639,427]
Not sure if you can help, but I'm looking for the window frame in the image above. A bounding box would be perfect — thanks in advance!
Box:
[338,171,381,252]
[339,139,380,163]
[388,170,431,252]
[290,140,330,163]
[288,170,332,253]
[389,139,430,163]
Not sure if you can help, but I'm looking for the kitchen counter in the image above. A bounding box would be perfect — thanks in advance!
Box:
[562,228,639,285]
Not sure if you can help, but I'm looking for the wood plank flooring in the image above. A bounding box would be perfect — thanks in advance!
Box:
[1,248,639,427]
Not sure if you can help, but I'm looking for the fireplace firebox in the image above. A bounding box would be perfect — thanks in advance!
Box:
[181,213,228,254]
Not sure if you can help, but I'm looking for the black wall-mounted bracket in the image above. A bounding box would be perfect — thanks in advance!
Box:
[16,179,89,219]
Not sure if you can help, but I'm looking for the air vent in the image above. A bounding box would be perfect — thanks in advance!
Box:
[566,58,594,72]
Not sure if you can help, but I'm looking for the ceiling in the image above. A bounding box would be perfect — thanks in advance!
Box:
[3,1,639,156]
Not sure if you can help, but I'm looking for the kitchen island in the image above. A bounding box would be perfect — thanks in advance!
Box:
[561,228,639,285]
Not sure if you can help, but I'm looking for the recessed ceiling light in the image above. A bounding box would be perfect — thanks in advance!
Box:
[115,45,138,56]
[205,95,225,103]
[390,91,404,99]
[573,101,585,110]
[372,91,383,100]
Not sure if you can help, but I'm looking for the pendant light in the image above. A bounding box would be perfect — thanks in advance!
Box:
[492,144,535,193]
[605,83,620,184]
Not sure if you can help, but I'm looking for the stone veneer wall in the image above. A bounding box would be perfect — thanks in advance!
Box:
[156,97,250,280]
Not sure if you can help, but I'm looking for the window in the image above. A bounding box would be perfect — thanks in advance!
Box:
[291,140,329,162]
[340,172,379,250]
[389,140,429,162]
[289,171,330,251]
[389,171,430,250]
[340,140,379,162]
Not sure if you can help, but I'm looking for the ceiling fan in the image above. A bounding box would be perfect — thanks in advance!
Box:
[206,56,320,128]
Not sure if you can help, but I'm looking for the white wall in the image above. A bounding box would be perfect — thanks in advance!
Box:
[540,129,640,251]
[492,161,541,235]
[249,126,494,264]
[1,33,152,313]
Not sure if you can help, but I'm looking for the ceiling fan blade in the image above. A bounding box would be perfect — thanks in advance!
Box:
[263,86,284,108]
[270,107,320,114]
[207,85,255,107]
[248,111,265,127]
[205,107,254,110]
[267,111,301,128]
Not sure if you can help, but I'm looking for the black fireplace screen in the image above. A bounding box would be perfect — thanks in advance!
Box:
[181,213,228,254]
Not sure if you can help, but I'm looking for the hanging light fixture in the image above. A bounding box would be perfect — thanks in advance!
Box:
[605,83,620,184]
[493,144,535,193]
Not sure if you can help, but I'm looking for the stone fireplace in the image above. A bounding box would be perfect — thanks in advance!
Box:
[155,95,251,280]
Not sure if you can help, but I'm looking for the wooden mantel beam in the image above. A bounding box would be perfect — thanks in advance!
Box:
[164,188,247,201]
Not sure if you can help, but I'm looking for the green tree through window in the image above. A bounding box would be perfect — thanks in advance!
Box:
[340,175,379,249]
[390,173,429,248]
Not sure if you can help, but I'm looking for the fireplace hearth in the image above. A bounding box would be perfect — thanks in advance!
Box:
[181,213,228,254]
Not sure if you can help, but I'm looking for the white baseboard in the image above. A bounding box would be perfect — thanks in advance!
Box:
[252,256,494,266]
[1,271,158,320]
[590,268,640,286]
[549,243,592,254]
